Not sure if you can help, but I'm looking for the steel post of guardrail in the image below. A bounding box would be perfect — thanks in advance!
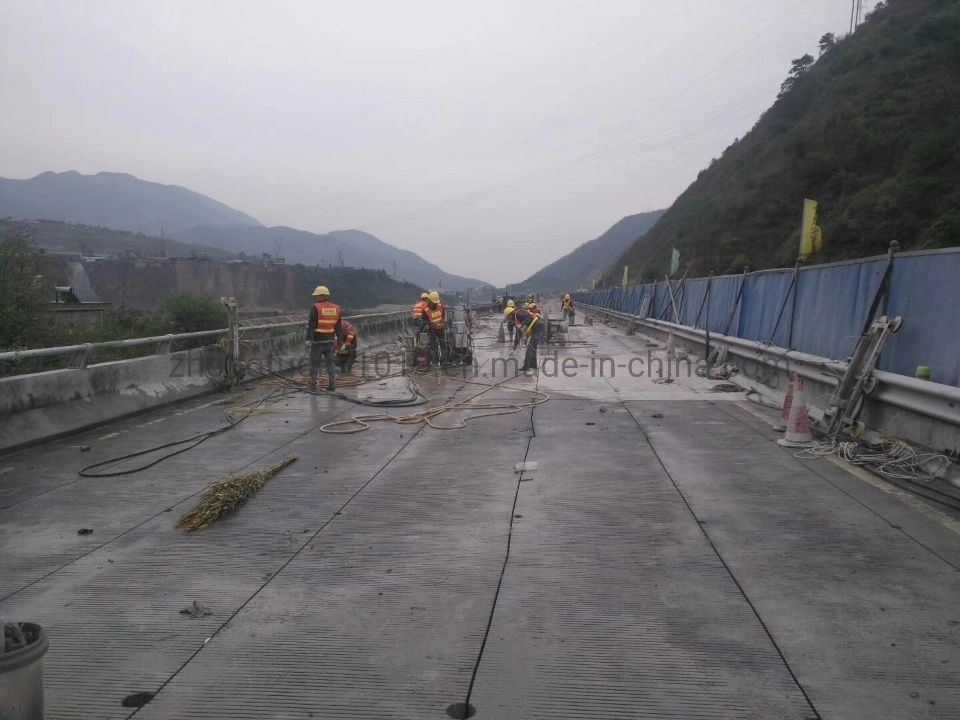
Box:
[68,344,91,369]
[155,335,174,355]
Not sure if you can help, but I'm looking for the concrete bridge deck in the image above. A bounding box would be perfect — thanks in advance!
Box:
[1,317,958,719]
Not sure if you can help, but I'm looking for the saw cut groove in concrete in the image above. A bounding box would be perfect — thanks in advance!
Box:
[627,399,960,719]
[3,318,959,719]
[469,398,816,719]
[131,381,533,719]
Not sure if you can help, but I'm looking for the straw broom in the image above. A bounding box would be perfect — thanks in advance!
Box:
[176,454,298,531]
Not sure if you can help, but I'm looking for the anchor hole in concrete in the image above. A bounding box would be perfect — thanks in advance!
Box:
[446,702,476,718]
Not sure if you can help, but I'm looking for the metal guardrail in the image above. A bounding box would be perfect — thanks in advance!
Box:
[581,303,960,428]
[0,310,413,371]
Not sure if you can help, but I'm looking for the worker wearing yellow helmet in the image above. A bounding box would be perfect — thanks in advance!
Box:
[501,299,518,346]
[412,291,430,320]
[415,290,447,361]
[308,285,344,391]
[421,291,445,329]
[561,293,575,326]
[504,304,543,372]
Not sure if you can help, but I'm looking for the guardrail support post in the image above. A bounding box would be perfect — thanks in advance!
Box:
[221,297,240,388]
[68,344,91,369]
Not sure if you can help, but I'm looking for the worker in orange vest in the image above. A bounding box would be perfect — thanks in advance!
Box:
[411,291,429,319]
[335,320,358,375]
[307,285,344,391]
[418,291,447,361]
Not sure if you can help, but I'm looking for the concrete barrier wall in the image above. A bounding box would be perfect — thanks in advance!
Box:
[0,312,417,453]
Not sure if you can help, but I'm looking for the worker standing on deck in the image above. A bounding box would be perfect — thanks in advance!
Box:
[561,293,575,325]
[335,320,358,375]
[503,299,517,346]
[307,285,344,391]
[505,304,543,372]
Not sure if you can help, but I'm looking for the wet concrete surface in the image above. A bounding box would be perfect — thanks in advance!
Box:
[1,313,958,719]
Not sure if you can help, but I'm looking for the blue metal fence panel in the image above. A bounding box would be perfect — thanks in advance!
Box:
[705,275,742,335]
[739,270,795,347]
[791,259,886,362]
[575,250,960,386]
[884,252,960,386]
[680,278,707,327]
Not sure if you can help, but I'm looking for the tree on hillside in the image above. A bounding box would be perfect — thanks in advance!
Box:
[818,33,836,56]
[778,54,815,98]
[0,234,55,351]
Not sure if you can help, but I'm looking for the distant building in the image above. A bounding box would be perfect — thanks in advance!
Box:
[51,287,111,328]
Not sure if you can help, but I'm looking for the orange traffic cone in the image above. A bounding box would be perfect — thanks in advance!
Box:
[773,373,796,432]
[777,377,814,448]
[497,323,506,344]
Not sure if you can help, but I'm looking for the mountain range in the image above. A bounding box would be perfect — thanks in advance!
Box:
[0,171,489,291]
[0,171,261,235]
[172,226,486,291]
[516,210,664,292]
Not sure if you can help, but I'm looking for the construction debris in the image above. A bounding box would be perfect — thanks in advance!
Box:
[3,621,40,653]
[709,383,742,393]
[179,601,212,618]
[176,454,298,531]
[121,692,154,708]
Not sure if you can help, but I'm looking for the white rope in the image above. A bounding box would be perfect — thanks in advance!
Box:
[797,438,951,483]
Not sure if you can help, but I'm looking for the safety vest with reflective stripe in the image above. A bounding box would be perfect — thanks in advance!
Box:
[313,301,341,336]
[412,300,428,318]
[426,304,445,330]
[562,298,572,309]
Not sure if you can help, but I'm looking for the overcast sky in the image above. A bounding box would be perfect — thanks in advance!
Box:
[1,0,878,285]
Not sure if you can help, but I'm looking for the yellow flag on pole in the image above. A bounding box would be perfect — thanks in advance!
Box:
[799,199,822,259]
[622,265,629,287]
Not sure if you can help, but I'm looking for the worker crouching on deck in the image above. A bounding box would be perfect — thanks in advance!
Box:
[505,304,543,372]
[307,285,344,391]
[335,320,358,375]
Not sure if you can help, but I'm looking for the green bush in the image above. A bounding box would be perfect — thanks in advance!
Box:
[162,294,226,333]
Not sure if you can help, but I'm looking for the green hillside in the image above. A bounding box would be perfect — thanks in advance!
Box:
[1,218,234,260]
[608,0,960,283]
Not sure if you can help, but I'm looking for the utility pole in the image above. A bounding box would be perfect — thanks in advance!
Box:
[850,0,865,34]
